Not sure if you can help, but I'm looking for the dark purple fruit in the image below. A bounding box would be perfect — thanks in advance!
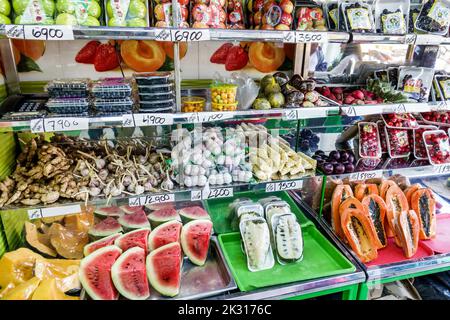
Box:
[329,150,340,161]
[334,163,345,174]
[345,163,355,173]
[330,159,338,165]
[347,154,355,163]
[322,163,334,175]
[340,151,349,162]
[315,150,325,156]
[317,159,326,165]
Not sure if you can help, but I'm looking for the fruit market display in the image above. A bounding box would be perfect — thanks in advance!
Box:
[329,178,436,263]
[79,204,213,299]
[55,0,102,26]
[106,0,149,27]
[313,150,356,175]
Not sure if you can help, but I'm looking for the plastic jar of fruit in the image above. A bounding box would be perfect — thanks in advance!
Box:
[181,96,206,112]
[212,102,238,111]
[210,84,237,104]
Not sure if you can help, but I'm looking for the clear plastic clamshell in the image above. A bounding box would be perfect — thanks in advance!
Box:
[91,78,132,99]
[137,83,174,94]
[236,203,264,223]
[94,98,134,112]
[270,212,304,265]
[46,98,90,114]
[134,72,173,86]
[45,79,90,98]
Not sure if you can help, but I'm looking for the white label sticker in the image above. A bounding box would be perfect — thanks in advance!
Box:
[283,108,329,120]
[5,24,74,40]
[265,180,303,192]
[129,193,175,206]
[341,106,357,117]
[434,164,450,174]
[282,31,296,43]
[283,109,299,120]
[349,170,383,181]
[404,34,417,45]
[155,28,210,42]
[30,117,89,133]
[123,113,174,127]
[185,112,235,124]
[203,187,233,200]
[296,32,328,43]
[28,205,81,220]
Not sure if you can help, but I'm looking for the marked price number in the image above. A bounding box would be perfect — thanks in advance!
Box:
[187,112,234,123]
[205,187,233,199]
[30,117,88,133]
[349,170,383,181]
[296,32,328,43]
[5,24,74,40]
[28,205,81,220]
[155,28,210,42]
[266,180,303,192]
[129,193,175,206]
[123,113,174,127]
[434,164,450,174]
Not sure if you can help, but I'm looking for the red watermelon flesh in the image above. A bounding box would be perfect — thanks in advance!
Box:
[179,206,210,221]
[83,233,122,256]
[115,228,150,254]
[146,242,181,297]
[120,205,144,214]
[118,211,150,230]
[147,208,180,227]
[181,219,213,266]
[111,247,150,300]
[89,217,123,238]
[148,220,182,251]
[79,245,122,300]
[95,206,123,217]
[146,202,175,211]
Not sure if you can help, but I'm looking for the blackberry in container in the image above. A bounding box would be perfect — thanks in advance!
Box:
[46,98,90,114]
[45,79,90,98]
[374,0,409,35]
[91,78,132,99]
[133,72,173,86]
[341,1,375,33]
[415,0,450,35]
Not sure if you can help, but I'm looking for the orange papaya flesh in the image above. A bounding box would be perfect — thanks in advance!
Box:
[339,196,364,216]
[395,210,420,259]
[341,208,379,263]
[331,185,353,239]
[379,180,397,200]
[354,184,379,201]
[411,188,436,240]
[404,184,421,208]
[385,185,409,244]
[362,194,387,248]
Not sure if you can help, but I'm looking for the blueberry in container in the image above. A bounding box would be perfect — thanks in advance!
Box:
[133,72,173,86]
[138,91,175,101]
[137,82,174,94]
[45,79,90,98]
[91,78,132,99]
[139,99,175,109]
[46,98,90,114]
[138,106,174,113]
[415,0,450,35]
[94,97,134,112]
[46,112,90,118]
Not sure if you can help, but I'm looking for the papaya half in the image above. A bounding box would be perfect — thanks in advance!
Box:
[331,184,353,239]
[379,180,397,200]
[410,188,436,240]
[339,196,364,217]
[395,210,420,259]
[362,194,387,248]
[354,184,379,201]
[404,184,421,208]
[385,184,409,246]
[340,208,379,263]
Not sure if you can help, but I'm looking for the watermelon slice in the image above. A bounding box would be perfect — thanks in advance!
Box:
[88,217,123,240]
[181,219,213,266]
[79,245,122,300]
[95,206,124,218]
[179,206,210,223]
[145,203,175,211]
[115,228,150,254]
[146,242,181,297]
[118,211,150,231]
[120,205,145,214]
[148,220,182,252]
[147,208,180,228]
[83,233,122,256]
[111,247,150,300]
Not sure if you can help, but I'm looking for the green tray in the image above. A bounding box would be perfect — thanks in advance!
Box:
[204,191,313,235]
[218,225,356,292]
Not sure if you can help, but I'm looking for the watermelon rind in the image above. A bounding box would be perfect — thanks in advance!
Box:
[94,206,124,218]
[83,232,122,256]
[178,206,211,223]
[120,205,144,214]
[88,217,123,240]
[148,220,183,252]
[111,247,150,300]
[79,245,122,300]
[181,219,213,266]
[147,208,181,228]
[146,242,181,297]
[118,211,151,231]
[114,228,151,253]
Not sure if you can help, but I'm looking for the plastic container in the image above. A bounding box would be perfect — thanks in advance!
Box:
[374,0,409,35]
[190,0,227,29]
[226,0,246,29]
[423,130,450,165]
[94,98,133,112]
[181,96,206,112]
[325,1,340,30]
[409,3,422,33]
[139,99,175,110]
[377,120,388,154]
[341,0,375,33]
[358,122,382,159]
[264,200,291,221]
[236,203,264,221]
[91,78,132,99]
[105,0,149,27]
[270,213,303,265]
[2,110,47,121]
[295,1,327,31]
[415,0,450,35]
[134,72,172,86]
[138,106,174,113]
[212,102,238,111]
[46,98,90,114]
[397,67,434,102]
[435,74,450,101]
[387,67,399,88]
[138,91,175,102]
[13,0,56,24]
[211,83,237,104]
[413,125,438,159]
[137,83,174,94]
[385,127,411,158]
[46,79,90,98]
[421,111,450,126]
[382,113,419,129]
[55,0,102,26]
[153,1,189,28]
[249,0,294,30]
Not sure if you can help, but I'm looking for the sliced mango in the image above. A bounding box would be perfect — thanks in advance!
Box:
[0,248,42,288]
[1,277,40,300]
[31,278,79,300]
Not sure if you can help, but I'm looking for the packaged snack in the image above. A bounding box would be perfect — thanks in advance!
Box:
[397,67,434,102]
[382,113,419,129]
[153,0,189,28]
[325,0,339,30]
[435,74,450,101]
[191,0,227,29]
[46,98,90,114]
[46,79,90,98]
[374,0,409,35]
[105,0,149,27]
[181,96,206,112]
[377,120,388,154]
[55,0,102,26]
[250,0,294,30]
[94,97,133,112]
[226,0,245,29]
[358,122,382,159]
[134,71,172,86]
[385,127,411,158]
[415,0,450,35]
[295,0,327,31]
[413,125,438,159]
[91,78,132,99]
[341,0,375,33]
[12,0,56,24]
[211,83,237,104]
[423,130,450,164]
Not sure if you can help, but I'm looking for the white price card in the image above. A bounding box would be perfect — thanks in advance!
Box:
[154,28,210,42]
[28,205,81,220]
[283,108,329,120]
[185,112,235,124]
[434,164,450,174]
[282,31,296,43]
[349,170,383,181]
[266,180,303,192]
[5,24,74,40]
[295,32,328,43]
[30,117,89,133]
[382,104,407,114]
[129,193,175,207]
[404,34,417,45]
[203,187,233,200]
[122,113,174,127]
[415,34,442,45]
[283,109,299,120]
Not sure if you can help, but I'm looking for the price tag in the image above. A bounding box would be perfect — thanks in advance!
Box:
[282,31,296,43]
[5,24,74,40]
[154,28,210,42]
[349,170,383,181]
[203,187,233,200]
[28,205,81,219]
[266,180,303,192]
[283,109,299,120]
[404,34,417,45]
[190,190,202,201]
[341,106,357,117]
[296,32,328,43]
[129,193,175,207]
[186,112,235,124]
[416,34,442,45]
[123,113,174,127]
[434,164,450,174]
[30,117,88,133]
[382,104,407,114]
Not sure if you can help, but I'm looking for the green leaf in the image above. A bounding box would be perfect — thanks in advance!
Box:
[17,54,42,73]
[158,57,174,71]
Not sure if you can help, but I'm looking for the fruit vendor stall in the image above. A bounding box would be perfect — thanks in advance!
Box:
[1,0,450,302]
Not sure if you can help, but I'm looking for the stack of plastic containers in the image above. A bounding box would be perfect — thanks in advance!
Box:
[134,72,175,113]
[45,79,91,116]
[91,78,134,116]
